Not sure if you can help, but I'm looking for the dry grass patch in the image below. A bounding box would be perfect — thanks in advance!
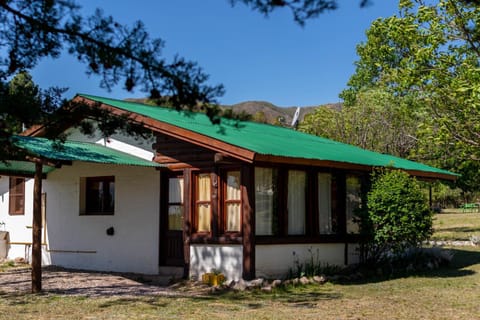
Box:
[432,212,480,241]
[1,247,480,319]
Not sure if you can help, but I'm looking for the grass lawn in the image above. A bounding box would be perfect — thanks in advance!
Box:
[1,213,480,319]
[432,211,480,241]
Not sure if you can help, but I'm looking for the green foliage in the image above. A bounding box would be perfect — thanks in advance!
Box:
[359,170,433,263]
[299,89,418,157]
[340,0,480,193]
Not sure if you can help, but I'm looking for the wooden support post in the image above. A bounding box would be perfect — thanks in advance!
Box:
[31,161,43,293]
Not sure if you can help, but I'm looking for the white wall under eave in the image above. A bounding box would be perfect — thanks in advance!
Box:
[0,177,48,263]
[255,243,360,279]
[189,244,243,281]
[44,161,160,274]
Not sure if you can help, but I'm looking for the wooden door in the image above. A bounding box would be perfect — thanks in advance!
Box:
[160,174,185,266]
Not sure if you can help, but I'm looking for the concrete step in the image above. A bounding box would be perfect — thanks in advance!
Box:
[158,266,184,278]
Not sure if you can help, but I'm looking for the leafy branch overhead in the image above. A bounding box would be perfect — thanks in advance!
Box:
[230,0,371,25]
[0,0,225,110]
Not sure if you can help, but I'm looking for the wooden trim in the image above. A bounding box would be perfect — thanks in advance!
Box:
[183,168,192,277]
[254,155,457,181]
[73,96,256,163]
[9,177,25,215]
[241,165,255,280]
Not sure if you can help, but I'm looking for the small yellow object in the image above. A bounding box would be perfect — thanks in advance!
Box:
[202,273,225,286]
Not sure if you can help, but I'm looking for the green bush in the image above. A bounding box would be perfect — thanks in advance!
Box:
[359,169,433,264]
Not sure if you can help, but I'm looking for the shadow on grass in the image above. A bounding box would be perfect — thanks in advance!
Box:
[337,247,480,286]
[436,226,480,234]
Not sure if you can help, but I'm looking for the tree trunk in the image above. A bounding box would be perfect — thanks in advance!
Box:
[31,161,43,293]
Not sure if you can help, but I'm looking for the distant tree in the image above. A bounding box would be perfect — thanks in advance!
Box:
[299,89,418,158]
[340,0,480,164]
[252,111,267,123]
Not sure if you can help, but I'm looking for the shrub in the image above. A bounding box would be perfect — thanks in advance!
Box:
[359,169,434,264]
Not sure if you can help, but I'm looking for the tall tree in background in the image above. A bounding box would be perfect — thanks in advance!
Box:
[335,0,480,190]
[299,89,419,158]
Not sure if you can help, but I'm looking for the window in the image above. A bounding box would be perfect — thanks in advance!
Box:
[287,170,306,235]
[195,173,211,232]
[346,175,362,234]
[168,177,184,230]
[84,176,115,215]
[318,173,334,234]
[9,177,25,215]
[224,170,241,232]
[255,167,278,236]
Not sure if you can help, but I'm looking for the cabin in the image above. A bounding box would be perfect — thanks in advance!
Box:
[0,94,457,280]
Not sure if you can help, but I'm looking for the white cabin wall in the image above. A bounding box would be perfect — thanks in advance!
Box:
[0,177,42,262]
[189,244,243,281]
[255,244,354,279]
[45,162,160,274]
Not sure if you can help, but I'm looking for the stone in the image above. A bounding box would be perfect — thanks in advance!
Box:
[271,279,283,288]
[233,279,247,291]
[299,276,310,285]
[313,275,327,284]
[248,278,264,288]
[14,257,25,264]
[261,285,272,292]
[291,278,300,285]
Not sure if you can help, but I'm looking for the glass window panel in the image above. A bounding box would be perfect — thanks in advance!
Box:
[255,167,275,235]
[226,171,241,200]
[346,175,362,234]
[288,170,306,235]
[169,178,184,203]
[197,203,211,232]
[197,174,211,201]
[318,173,333,234]
[168,205,183,230]
[226,203,241,232]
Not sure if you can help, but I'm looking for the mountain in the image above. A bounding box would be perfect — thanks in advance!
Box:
[125,98,342,125]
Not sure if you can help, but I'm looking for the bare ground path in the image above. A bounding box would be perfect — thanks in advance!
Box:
[0,266,209,297]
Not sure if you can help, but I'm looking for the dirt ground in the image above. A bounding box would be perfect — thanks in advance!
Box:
[0,266,211,297]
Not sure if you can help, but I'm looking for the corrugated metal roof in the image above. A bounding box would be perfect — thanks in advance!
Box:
[11,135,161,168]
[0,160,55,176]
[78,94,458,179]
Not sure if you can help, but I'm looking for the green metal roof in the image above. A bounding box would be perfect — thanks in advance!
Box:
[78,94,457,179]
[11,135,161,168]
[0,160,55,176]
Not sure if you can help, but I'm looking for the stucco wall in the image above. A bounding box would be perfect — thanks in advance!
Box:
[255,243,359,279]
[0,177,43,261]
[189,244,243,281]
[44,162,160,274]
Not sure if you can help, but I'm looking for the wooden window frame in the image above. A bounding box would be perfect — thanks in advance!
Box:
[83,176,115,215]
[9,177,25,215]
[166,174,184,231]
[254,164,368,244]
[192,172,213,234]
[220,169,243,235]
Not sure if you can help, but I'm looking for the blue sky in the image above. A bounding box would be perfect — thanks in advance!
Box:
[31,1,399,107]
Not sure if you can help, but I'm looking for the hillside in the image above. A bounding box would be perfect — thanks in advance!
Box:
[124,98,342,125]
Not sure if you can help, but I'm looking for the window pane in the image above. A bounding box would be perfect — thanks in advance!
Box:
[168,205,183,230]
[197,174,211,201]
[169,178,184,203]
[255,168,276,235]
[85,177,114,214]
[288,170,306,235]
[318,173,333,234]
[226,203,241,232]
[9,177,25,215]
[197,203,211,232]
[226,171,241,200]
[346,175,362,234]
